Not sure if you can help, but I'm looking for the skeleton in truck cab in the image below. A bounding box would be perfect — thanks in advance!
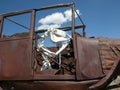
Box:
[37,28,71,71]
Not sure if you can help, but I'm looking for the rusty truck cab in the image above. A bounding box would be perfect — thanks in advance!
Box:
[0,3,120,90]
[0,3,87,81]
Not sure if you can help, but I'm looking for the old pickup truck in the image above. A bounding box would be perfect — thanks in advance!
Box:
[0,3,120,90]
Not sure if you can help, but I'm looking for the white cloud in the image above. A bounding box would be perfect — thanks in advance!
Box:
[37,9,80,30]
[64,9,80,21]
[39,12,67,25]
[37,24,61,30]
[64,9,72,21]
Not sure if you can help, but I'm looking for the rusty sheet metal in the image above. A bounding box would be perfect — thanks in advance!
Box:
[0,36,33,80]
[98,37,120,74]
[89,60,120,90]
[10,80,98,90]
[76,36,104,80]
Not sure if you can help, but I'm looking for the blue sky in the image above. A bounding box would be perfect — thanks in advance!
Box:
[0,0,120,38]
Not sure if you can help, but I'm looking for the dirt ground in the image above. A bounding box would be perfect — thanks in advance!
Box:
[109,76,120,90]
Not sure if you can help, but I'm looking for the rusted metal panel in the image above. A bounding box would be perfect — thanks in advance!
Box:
[0,36,33,80]
[76,36,104,80]
[98,37,120,74]
[11,80,98,90]
[89,60,120,90]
